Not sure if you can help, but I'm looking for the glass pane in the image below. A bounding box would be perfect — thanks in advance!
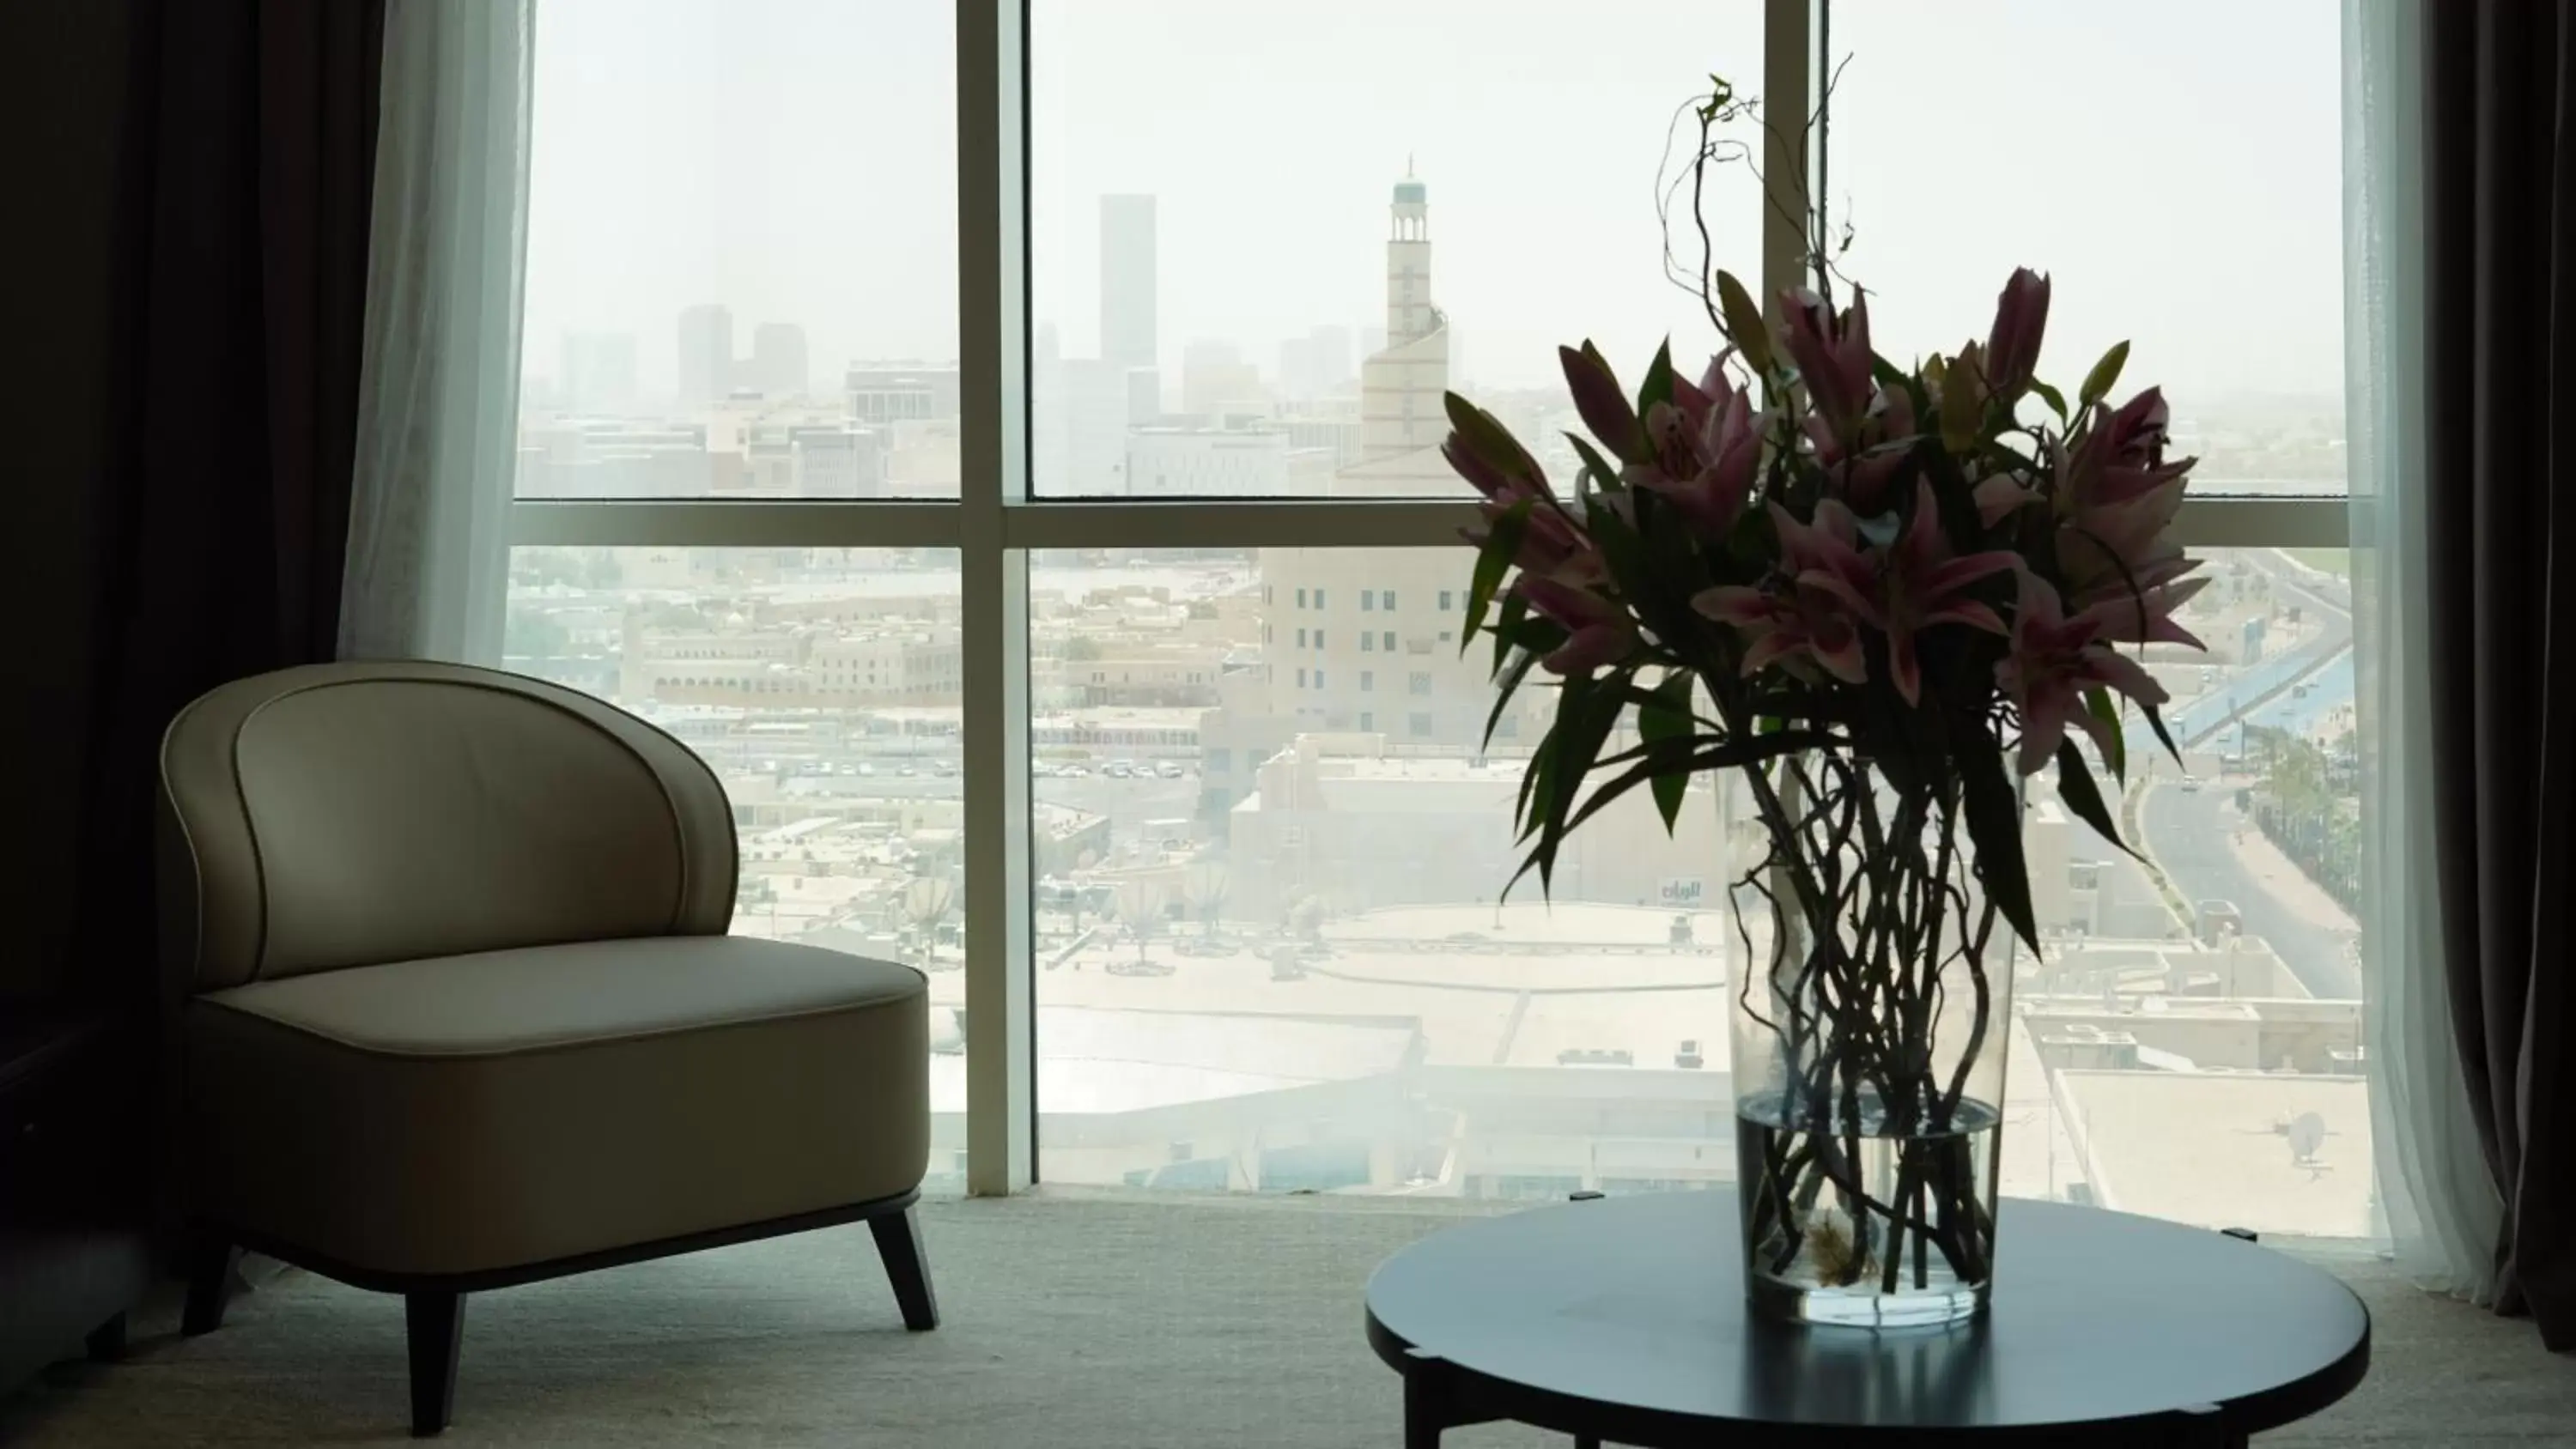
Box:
[519,2,959,499]
[1030,547,1740,1198]
[507,546,968,1190]
[2062,546,2367,1237]
[1024,546,2367,1236]
[1028,1,1765,497]
[1826,0,2346,498]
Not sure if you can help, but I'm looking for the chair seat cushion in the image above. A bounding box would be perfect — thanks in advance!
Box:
[186,937,928,1279]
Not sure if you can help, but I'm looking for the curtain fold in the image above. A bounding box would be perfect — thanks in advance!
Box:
[337,0,535,664]
[2421,0,2576,1348]
[2344,0,2504,1306]
[75,0,386,994]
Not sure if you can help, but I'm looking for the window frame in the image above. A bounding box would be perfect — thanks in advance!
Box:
[506,0,2347,1197]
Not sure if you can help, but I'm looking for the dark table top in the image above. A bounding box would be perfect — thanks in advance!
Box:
[1364,1192,2370,1445]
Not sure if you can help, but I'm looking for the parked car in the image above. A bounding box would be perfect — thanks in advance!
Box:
[1103,761,1133,778]
[1155,761,1185,779]
[1057,763,1089,778]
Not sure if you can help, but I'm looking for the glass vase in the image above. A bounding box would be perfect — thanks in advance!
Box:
[1724,755,2014,1329]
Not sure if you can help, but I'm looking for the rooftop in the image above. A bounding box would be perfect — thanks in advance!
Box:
[2057,1069,2372,1238]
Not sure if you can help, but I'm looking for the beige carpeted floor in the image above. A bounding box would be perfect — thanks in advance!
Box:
[3,1191,2569,1446]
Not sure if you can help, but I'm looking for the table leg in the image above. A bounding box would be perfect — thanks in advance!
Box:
[1403,1373,1445,1449]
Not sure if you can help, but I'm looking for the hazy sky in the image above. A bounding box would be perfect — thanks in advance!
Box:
[524,0,2343,403]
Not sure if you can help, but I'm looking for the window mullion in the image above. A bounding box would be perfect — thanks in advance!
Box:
[957,0,1034,1196]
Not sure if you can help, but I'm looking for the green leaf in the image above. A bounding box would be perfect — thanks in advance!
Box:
[1564,433,1623,495]
[2078,341,2130,409]
[2082,688,2127,783]
[2055,739,2141,861]
[1637,338,1678,421]
[1552,729,1829,841]
[1939,354,1982,454]
[1716,270,1775,375]
[1483,646,1541,749]
[1956,729,2042,955]
[1515,728,1557,845]
[2026,378,2069,421]
[1461,500,1530,650]
[1637,672,1695,834]
[2139,700,2182,764]
[1489,587,1530,674]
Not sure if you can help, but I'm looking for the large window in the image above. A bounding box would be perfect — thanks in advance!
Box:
[519,0,958,500]
[505,546,971,1189]
[1828,0,2346,500]
[1027,0,1762,498]
[516,1,2360,1232]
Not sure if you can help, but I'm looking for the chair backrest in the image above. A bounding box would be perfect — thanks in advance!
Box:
[159,661,737,991]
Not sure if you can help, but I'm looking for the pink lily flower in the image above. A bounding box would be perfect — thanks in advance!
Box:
[1794,483,2020,706]
[1559,343,1641,460]
[1780,288,1876,447]
[2059,473,2196,609]
[1693,578,1868,686]
[1983,268,2051,398]
[1516,575,1636,675]
[1972,471,2043,527]
[1632,354,1765,538]
[1801,383,1917,515]
[1996,569,2173,776]
[1443,430,1605,587]
[2063,387,2193,513]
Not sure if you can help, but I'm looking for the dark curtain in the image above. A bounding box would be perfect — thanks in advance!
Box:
[74,0,386,1003]
[2423,0,2576,1349]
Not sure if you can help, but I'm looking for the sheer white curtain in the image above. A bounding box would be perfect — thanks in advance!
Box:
[2343,0,2501,1299]
[339,0,535,664]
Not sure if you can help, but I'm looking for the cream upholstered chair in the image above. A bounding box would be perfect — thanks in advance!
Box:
[159,661,936,1437]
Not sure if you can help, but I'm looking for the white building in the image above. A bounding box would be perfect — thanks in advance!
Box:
[847,361,962,424]
[1127,421,1335,498]
[789,424,887,499]
[1359,172,1447,466]
[677,304,732,404]
[1100,194,1157,371]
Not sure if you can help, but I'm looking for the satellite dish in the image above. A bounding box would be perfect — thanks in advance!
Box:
[2286,1112,2327,1164]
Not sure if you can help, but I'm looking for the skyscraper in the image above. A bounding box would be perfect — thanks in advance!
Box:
[1099,195,1157,372]
[748,322,810,397]
[677,304,734,404]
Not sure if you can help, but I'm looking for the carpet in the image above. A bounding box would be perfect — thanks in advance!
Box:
[3,1191,2567,1446]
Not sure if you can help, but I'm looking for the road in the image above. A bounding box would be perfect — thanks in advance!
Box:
[2136,778,2361,1001]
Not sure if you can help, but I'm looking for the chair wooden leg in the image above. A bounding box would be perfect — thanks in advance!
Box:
[405,1290,465,1438]
[868,1205,939,1331]
[180,1234,232,1337]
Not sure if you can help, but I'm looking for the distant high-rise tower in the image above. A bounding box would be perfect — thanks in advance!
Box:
[1100,196,1158,372]
[1358,169,1448,463]
[748,322,810,397]
[677,304,734,404]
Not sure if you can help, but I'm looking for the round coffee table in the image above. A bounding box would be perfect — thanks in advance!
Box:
[1364,1193,2368,1447]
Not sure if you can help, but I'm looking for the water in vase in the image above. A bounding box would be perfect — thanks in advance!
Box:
[1735,1088,2002,1329]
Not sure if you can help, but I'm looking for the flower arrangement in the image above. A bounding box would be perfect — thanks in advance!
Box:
[1444,94,2207,1323]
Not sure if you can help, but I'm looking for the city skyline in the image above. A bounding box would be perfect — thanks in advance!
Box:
[524,0,2343,403]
